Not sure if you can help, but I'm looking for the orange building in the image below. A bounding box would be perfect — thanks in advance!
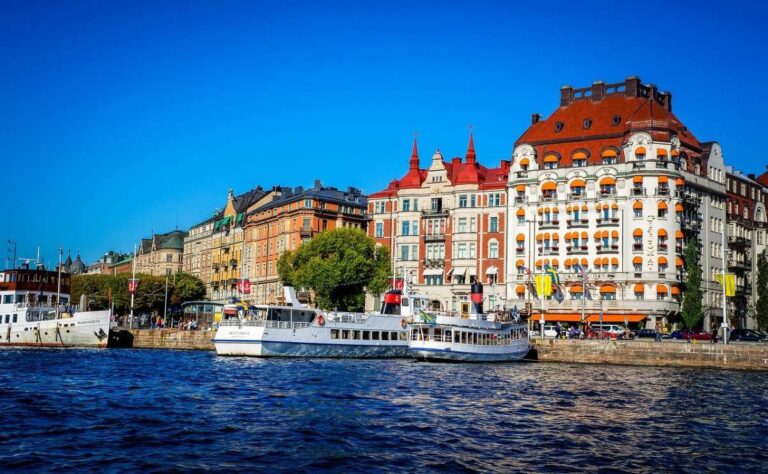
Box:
[244,182,368,304]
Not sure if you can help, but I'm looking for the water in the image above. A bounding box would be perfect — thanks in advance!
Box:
[1,349,766,473]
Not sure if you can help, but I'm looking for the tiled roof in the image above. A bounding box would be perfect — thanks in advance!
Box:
[140,230,188,253]
[252,183,367,213]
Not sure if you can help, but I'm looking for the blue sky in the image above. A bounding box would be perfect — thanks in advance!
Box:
[2,0,767,267]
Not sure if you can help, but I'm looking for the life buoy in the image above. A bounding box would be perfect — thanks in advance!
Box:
[400,318,407,329]
[316,315,325,326]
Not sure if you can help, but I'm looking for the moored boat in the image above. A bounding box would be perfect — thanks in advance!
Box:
[407,282,530,362]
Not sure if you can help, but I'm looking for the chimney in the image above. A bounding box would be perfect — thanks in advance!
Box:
[748,173,756,180]
[452,157,461,166]
[531,113,542,125]
[591,80,606,101]
[560,85,574,107]
[648,83,658,102]
[314,179,322,189]
[624,76,641,97]
[662,91,672,111]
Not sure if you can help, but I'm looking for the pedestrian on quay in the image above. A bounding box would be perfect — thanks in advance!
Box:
[654,322,662,342]
[711,326,718,344]
[555,322,562,339]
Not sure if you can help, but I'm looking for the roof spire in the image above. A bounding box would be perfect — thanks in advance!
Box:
[466,127,476,164]
[409,131,419,169]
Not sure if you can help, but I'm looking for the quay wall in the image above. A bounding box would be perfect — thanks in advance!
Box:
[125,329,215,351]
[534,339,768,371]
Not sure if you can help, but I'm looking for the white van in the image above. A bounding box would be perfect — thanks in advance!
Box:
[591,324,627,336]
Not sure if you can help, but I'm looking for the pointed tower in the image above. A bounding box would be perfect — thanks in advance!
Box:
[465,131,477,164]
[409,137,419,170]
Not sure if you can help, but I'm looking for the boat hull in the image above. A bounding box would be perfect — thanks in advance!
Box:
[0,310,111,349]
[408,345,530,362]
[215,339,407,358]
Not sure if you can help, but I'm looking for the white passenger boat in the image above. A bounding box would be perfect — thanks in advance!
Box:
[407,282,530,362]
[213,287,412,358]
[0,264,111,348]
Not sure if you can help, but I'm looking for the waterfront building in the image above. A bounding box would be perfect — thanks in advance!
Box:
[245,181,368,305]
[59,251,86,275]
[85,251,128,274]
[367,136,509,314]
[183,215,217,286]
[208,187,272,302]
[507,77,727,330]
[724,167,768,329]
[108,254,133,274]
[135,230,188,276]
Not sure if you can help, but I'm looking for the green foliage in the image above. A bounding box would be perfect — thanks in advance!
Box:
[756,250,768,330]
[71,272,206,314]
[681,239,704,330]
[277,228,391,311]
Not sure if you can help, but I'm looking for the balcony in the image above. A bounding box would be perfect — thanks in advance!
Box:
[630,187,646,196]
[538,247,560,256]
[728,236,752,248]
[599,190,617,198]
[421,208,449,217]
[567,245,589,254]
[515,248,526,255]
[568,192,585,200]
[541,194,557,202]
[656,187,671,197]
[632,243,643,252]
[424,259,445,268]
[424,233,446,242]
[300,226,313,237]
[728,259,752,272]
[658,243,669,251]
[516,171,529,178]
[567,219,589,228]
[633,161,647,169]
[655,160,669,169]
[596,217,620,227]
[596,245,619,254]
[538,220,560,229]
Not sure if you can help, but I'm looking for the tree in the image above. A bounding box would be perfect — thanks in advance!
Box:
[756,250,768,330]
[681,239,704,330]
[277,228,391,311]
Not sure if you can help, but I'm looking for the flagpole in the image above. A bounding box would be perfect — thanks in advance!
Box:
[722,223,728,344]
[581,266,586,325]
[129,243,136,330]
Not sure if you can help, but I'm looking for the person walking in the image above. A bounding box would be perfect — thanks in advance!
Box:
[711,326,718,344]
[654,321,662,342]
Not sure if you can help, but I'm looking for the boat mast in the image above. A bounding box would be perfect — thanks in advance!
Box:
[56,245,62,318]
[129,243,137,329]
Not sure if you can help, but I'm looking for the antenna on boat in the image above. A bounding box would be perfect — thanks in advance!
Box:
[56,245,62,319]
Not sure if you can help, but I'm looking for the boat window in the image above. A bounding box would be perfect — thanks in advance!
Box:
[2,295,11,304]
[372,331,380,340]
[352,330,360,340]
[342,330,350,339]
[3,314,8,323]
[390,332,398,341]
[399,332,407,341]
[331,329,339,339]
[362,331,370,340]
[401,298,409,307]
[381,331,389,341]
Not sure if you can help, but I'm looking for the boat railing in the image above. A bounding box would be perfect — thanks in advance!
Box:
[219,319,312,330]
[325,312,368,324]
[12,303,70,311]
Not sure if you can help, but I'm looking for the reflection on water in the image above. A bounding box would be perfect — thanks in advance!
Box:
[0,349,766,472]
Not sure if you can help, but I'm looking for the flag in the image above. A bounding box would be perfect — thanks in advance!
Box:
[512,305,520,322]
[715,273,736,297]
[419,310,437,326]
[535,275,552,297]
[545,264,561,285]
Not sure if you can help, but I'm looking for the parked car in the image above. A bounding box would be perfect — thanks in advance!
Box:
[543,325,558,338]
[728,329,765,342]
[634,328,657,339]
[683,330,713,341]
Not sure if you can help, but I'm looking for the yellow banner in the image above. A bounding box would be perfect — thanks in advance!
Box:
[535,275,552,297]
[715,273,736,297]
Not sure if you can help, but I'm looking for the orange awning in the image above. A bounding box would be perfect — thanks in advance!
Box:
[571,285,583,293]
[671,149,680,157]
[564,258,572,267]
[580,231,588,239]
[671,286,681,295]
[658,201,668,210]
[594,258,601,266]
[536,259,543,267]
[611,257,619,266]
[657,149,668,156]
[581,204,588,211]
[676,257,684,267]
[570,179,586,188]
[601,257,609,266]
[675,178,684,186]
[516,233,525,241]
[516,184,526,192]
[564,232,572,239]
[634,283,645,292]
[601,149,618,158]
[601,230,609,238]
[657,284,668,294]
[541,181,557,191]
[515,285,525,294]
[520,158,530,166]
[580,258,588,266]
[611,230,619,238]
[552,258,559,267]
[635,146,646,155]
[611,203,619,209]
[566,205,573,212]
[659,228,668,236]
[659,175,669,183]
[633,175,644,183]
[633,201,643,209]
[600,285,616,293]
[552,232,560,240]
[675,203,684,212]
[536,234,543,241]
[553,207,560,214]
[543,232,550,239]
[633,256,643,264]
[544,154,559,163]
[675,230,684,239]
[517,208,526,216]
[594,231,601,239]
[633,228,643,236]
[537,313,646,323]
[599,176,616,186]
[659,256,668,265]
[572,151,587,160]
[516,259,525,267]
[596,203,603,211]
[537,207,544,214]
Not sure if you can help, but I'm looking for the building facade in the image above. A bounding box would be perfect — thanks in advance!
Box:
[367,136,509,314]
[506,77,727,329]
[725,167,768,329]
[246,182,368,305]
[183,216,216,286]
[135,230,187,276]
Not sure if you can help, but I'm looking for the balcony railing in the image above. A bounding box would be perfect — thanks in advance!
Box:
[567,219,589,227]
[596,217,620,226]
[538,220,560,228]
[421,208,449,217]
[424,233,446,242]
[300,226,313,237]
[656,187,671,196]
[631,187,646,196]
[424,258,445,268]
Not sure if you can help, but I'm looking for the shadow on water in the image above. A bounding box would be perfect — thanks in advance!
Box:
[0,349,766,472]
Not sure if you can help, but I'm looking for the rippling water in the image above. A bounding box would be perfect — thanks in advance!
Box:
[1,349,766,473]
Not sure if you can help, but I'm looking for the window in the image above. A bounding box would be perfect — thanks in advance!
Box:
[459,195,467,208]
[458,218,467,233]
[470,195,476,208]
[425,275,443,285]
[469,243,476,258]
[634,207,642,218]
[431,197,442,211]
[583,118,592,129]
[470,217,476,232]
[554,121,564,132]
[304,199,312,208]
[612,115,622,126]
[375,223,384,238]
[457,243,467,259]
[489,193,501,207]
[401,221,410,235]
[411,220,418,236]
[402,199,410,212]
[573,158,586,167]
[489,216,498,233]
[400,246,410,261]
[489,241,499,259]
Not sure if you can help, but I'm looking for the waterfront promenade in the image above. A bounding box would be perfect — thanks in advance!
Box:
[118,328,768,370]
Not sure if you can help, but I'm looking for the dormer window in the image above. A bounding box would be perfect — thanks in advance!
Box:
[601,149,618,165]
[612,115,622,126]
[572,150,587,167]
[543,154,558,169]
[554,121,564,133]
[583,118,592,129]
